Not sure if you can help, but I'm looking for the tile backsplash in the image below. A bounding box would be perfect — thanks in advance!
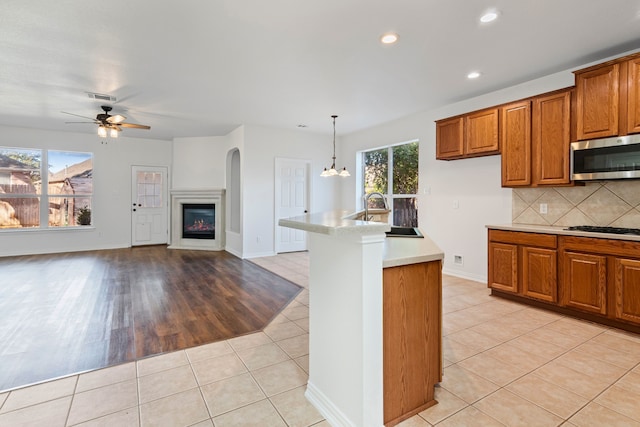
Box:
[512,181,640,227]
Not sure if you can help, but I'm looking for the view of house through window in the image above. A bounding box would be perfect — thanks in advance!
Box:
[362,141,418,227]
[0,147,93,229]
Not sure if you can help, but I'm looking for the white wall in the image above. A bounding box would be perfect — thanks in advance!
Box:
[0,125,172,257]
[242,124,340,258]
[172,135,230,189]
[341,69,576,282]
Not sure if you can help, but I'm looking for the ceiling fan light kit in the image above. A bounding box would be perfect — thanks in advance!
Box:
[62,105,150,139]
[321,115,350,177]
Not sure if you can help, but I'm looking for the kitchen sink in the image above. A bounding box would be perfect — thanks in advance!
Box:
[385,226,424,238]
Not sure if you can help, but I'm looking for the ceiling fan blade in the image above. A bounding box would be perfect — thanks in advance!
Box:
[119,123,151,130]
[61,111,96,121]
[106,114,126,124]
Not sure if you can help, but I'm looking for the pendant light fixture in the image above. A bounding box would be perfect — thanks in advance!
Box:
[321,115,350,177]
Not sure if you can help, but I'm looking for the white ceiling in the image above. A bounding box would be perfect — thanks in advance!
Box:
[2,0,640,141]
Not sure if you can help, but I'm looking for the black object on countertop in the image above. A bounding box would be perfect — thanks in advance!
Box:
[565,225,640,236]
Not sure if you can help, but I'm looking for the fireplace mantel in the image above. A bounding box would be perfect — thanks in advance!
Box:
[168,189,225,251]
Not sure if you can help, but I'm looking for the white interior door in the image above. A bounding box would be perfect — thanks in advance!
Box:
[131,166,168,246]
[275,158,309,253]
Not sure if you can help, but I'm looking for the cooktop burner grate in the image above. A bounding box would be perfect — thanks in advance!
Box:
[565,225,640,236]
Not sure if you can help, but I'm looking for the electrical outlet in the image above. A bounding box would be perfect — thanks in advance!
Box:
[540,203,548,214]
[453,200,459,209]
[454,255,463,266]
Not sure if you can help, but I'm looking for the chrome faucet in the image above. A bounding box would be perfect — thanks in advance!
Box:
[364,192,388,221]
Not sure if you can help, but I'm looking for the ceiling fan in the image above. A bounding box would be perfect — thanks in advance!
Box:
[63,105,150,137]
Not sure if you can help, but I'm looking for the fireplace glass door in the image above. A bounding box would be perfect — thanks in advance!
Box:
[182,204,215,239]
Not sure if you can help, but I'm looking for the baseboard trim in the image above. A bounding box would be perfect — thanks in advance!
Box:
[442,268,486,283]
[305,381,357,427]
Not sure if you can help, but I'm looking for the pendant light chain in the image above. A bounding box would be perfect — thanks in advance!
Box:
[331,115,337,170]
[321,115,350,177]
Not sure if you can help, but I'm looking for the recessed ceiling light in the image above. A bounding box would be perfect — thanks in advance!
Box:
[480,10,499,23]
[467,71,481,79]
[380,33,399,44]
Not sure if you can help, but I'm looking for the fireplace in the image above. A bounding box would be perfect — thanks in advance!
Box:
[169,189,225,251]
[182,204,215,239]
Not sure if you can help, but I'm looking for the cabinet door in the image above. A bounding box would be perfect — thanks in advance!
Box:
[436,117,464,159]
[532,90,572,185]
[522,247,557,302]
[501,101,531,187]
[561,251,607,314]
[575,64,620,140]
[627,57,640,134]
[614,257,640,325]
[465,108,499,156]
[488,242,518,293]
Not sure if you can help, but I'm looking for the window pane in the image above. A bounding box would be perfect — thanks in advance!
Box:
[136,172,162,208]
[0,148,41,194]
[392,142,419,194]
[0,196,40,228]
[48,151,93,195]
[366,195,387,210]
[364,148,388,194]
[393,197,418,227]
[48,197,92,227]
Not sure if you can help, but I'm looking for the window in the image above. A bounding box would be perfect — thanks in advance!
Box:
[0,147,93,229]
[362,141,418,227]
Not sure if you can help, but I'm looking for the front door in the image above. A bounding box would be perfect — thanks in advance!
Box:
[275,158,309,253]
[131,166,168,246]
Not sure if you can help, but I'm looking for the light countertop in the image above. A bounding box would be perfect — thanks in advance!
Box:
[382,234,444,268]
[486,223,640,242]
[278,210,444,268]
[278,210,390,236]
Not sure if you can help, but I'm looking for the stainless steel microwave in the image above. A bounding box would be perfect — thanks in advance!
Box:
[571,135,640,180]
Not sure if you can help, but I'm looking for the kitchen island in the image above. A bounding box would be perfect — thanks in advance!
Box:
[279,211,444,427]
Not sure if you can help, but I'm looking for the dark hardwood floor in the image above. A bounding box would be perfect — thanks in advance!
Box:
[0,246,301,392]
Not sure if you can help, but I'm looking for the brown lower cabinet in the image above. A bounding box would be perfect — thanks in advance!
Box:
[561,251,607,314]
[488,229,557,302]
[614,258,640,324]
[383,260,442,427]
[488,229,640,332]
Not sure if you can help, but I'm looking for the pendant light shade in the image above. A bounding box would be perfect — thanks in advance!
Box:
[321,115,350,177]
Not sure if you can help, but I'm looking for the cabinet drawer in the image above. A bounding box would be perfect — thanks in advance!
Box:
[489,229,557,248]
[560,236,640,258]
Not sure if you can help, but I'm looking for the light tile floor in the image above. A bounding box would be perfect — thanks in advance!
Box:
[1,251,640,426]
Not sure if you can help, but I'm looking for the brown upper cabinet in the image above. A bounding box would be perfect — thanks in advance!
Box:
[436,107,499,160]
[500,101,531,186]
[574,52,640,140]
[435,116,464,159]
[501,88,573,187]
